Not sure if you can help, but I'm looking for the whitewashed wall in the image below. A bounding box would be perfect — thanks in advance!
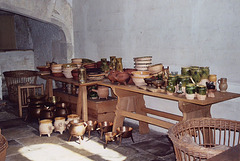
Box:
[73,0,240,133]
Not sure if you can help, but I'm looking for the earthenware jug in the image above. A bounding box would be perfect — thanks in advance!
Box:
[218,78,228,92]
[54,117,66,134]
[92,86,109,99]
[39,119,54,137]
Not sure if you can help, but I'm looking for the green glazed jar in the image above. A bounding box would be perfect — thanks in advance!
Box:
[200,67,210,79]
[196,85,207,95]
[178,75,190,87]
[168,75,178,86]
[190,67,201,83]
[181,67,191,76]
[186,83,196,94]
[167,81,175,95]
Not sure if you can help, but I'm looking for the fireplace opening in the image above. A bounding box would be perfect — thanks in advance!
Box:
[0,9,68,99]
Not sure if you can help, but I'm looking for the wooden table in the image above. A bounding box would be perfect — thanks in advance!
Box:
[98,80,240,133]
[40,75,100,121]
[207,144,240,161]
[41,75,240,134]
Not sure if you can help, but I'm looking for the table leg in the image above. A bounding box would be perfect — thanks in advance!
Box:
[179,101,212,144]
[45,79,53,98]
[77,86,88,121]
[112,88,149,134]
[178,101,212,120]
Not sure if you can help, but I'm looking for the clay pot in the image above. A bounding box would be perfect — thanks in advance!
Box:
[28,104,43,119]
[116,126,134,145]
[40,105,55,120]
[218,78,228,92]
[104,132,117,148]
[98,121,113,139]
[107,70,119,83]
[39,119,54,137]
[86,120,98,138]
[124,68,137,85]
[54,117,66,134]
[55,102,71,118]
[92,86,109,99]
[68,120,87,143]
[113,71,130,85]
[66,114,81,129]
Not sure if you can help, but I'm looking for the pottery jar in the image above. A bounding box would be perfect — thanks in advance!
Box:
[55,102,71,118]
[166,81,175,95]
[39,119,54,137]
[92,86,109,99]
[168,75,178,86]
[68,121,87,141]
[116,58,123,72]
[54,117,66,134]
[109,56,117,70]
[78,67,87,84]
[200,67,210,79]
[209,74,217,82]
[190,67,201,84]
[114,71,130,85]
[218,78,228,92]
[196,85,207,100]
[181,67,191,76]
[178,75,190,87]
[40,105,55,120]
[66,114,80,129]
[185,83,196,100]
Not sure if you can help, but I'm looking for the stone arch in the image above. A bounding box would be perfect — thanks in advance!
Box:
[0,0,74,61]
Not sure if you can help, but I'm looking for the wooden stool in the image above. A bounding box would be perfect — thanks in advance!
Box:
[17,84,44,118]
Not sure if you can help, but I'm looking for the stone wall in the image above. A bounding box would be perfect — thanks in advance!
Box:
[73,0,240,133]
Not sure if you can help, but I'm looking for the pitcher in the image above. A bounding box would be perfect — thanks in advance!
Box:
[218,78,228,92]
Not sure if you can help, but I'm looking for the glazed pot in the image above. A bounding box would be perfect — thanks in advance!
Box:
[181,67,191,76]
[166,81,175,95]
[39,119,54,137]
[104,132,117,148]
[152,79,165,89]
[68,120,87,142]
[55,102,71,118]
[113,71,130,85]
[116,126,134,145]
[28,104,43,119]
[66,114,81,129]
[200,67,210,79]
[190,67,201,84]
[185,83,196,100]
[40,105,55,120]
[54,117,66,134]
[196,85,207,100]
[86,120,98,138]
[98,121,113,139]
[92,86,109,99]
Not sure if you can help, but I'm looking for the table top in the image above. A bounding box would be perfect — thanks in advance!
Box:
[40,74,240,106]
[207,144,240,161]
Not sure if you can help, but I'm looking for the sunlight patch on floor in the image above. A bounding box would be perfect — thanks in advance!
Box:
[18,143,93,161]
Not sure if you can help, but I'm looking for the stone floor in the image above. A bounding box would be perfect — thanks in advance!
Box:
[0,100,176,161]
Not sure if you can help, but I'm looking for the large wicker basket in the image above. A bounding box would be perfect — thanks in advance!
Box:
[0,130,8,161]
[3,70,38,102]
[168,118,240,161]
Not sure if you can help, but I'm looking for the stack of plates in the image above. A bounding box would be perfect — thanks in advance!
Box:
[133,56,152,71]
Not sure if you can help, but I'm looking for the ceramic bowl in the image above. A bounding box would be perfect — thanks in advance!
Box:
[131,71,150,77]
[148,64,163,74]
[71,58,83,64]
[133,56,152,61]
[37,66,50,72]
[131,75,151,86]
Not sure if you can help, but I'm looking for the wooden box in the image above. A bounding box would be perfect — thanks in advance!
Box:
[88,97,117,122]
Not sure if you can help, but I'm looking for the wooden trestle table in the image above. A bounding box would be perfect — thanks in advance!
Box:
[41,75,240,134]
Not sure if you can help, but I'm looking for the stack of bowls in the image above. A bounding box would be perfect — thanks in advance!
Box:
[62,63,77,78]
[148,64,163,74]
[71,58,82,68]
[131,71,151,87]
[51,64,63,77]
[133,56,152,71]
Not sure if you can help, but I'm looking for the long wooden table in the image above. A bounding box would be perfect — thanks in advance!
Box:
[41,75,240,134]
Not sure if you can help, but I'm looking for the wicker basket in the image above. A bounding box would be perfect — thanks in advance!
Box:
[3,70,38,102]
[168,118,240,161]
[0,130,8,161]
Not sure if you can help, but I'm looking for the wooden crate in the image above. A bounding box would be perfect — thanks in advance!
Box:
[88,97,117,122]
